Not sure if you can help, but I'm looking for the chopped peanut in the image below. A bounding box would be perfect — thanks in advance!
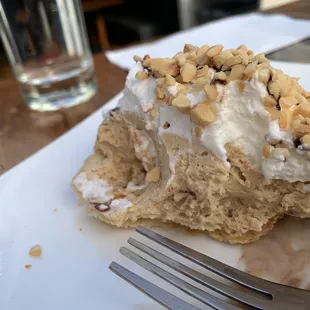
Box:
[204,84,218,101]
[296,93,309,105]
[180,62,197,83]
[279,96,298,108]
[241,54,249,66]
[165,74,176,86]
[135,71,149,80]
[194,77,208,90]
[293,118,310,134]
[213,71,227,82]
[279,111,288,129]
[186,52,197,62]
[177,84,188,94]
[258,67,271,84]
[147,58,180,77]
[229,64,245,80]
[133,55,142,62]
[237,45,247,53]
[196,54,211,66]
[206,44,224,57]
[171,94,190,112]
[197,44,209,57]
[196,65,210,78]
[297,102,310,118]
[174,53,187,66]
[157,77,165,86]
[221,55,243,71]
[175,75,183,83]
[268,82,280,100]
[190,103,217,126]
[295,114,306,122]
[143,58,151,67]
[264,96,277,107]
[265,107,281,120]
[212,50,233,69]
[244,61,258,79]
[255,53,268,64]
[183,44,197,53]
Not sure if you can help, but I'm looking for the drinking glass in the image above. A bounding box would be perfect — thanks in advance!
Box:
[0,0,97,111]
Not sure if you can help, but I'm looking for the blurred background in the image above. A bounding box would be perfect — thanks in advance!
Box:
[0,0,297,63]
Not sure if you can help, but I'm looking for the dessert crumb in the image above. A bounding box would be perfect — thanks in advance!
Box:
[29,245,42,257]
[25,264,32,269]
[53,208,58,213]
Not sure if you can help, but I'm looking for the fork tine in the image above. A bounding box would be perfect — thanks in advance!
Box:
[120,247,241,310]
[109,262,200,310]
[136,226,276,294]
[128,237,271,309]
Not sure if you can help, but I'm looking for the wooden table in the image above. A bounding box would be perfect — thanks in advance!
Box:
[1,0,310,175]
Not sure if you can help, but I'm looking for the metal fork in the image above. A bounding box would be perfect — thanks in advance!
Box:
[109,226,310,310]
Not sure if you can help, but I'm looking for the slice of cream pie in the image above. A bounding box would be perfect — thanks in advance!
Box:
[72,44,310,244]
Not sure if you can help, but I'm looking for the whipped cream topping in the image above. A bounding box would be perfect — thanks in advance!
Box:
[263,150,310,182]
[117,62,310,183]
[200,76,270,164]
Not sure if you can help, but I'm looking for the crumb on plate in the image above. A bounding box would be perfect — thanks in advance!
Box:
[29,245,42,257]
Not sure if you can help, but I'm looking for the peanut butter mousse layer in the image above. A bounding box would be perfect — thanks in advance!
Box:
[73,44,310,244]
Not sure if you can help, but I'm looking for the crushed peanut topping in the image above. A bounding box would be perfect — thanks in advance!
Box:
[133,43,310,159]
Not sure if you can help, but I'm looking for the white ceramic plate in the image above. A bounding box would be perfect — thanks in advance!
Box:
[1,61,310,310]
